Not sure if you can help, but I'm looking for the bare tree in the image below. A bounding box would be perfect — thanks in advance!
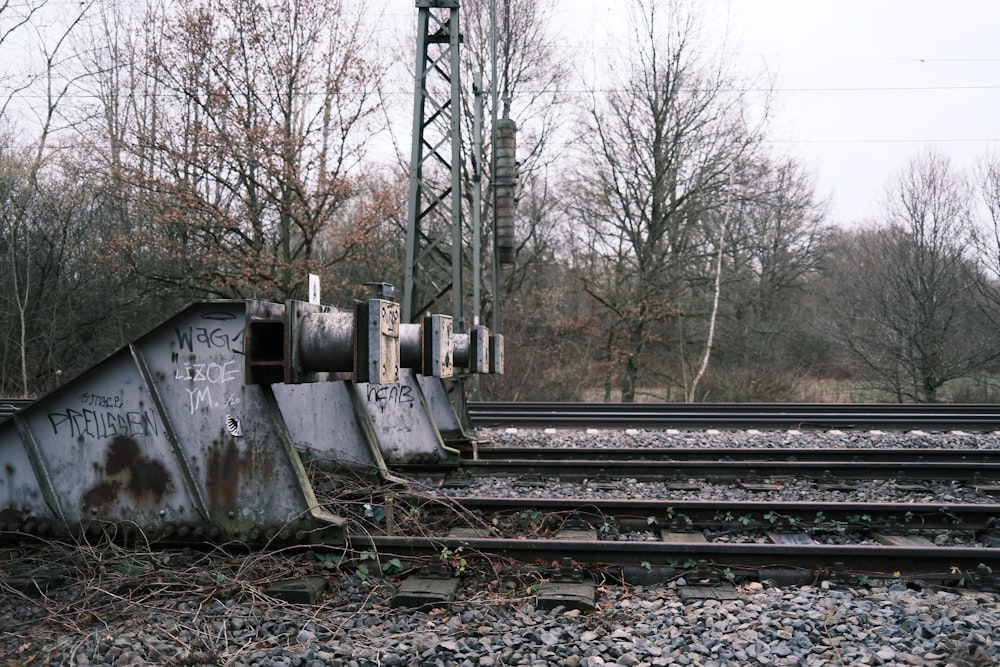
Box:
[95,0,389,302]
[972,151,1000,307]
[0,0,46,121]
[705,157,830,400]
[824,150,998,402]
[569,0,766,402]
[0,0,95,396]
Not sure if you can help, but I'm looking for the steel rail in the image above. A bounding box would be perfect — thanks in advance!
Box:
[0,399,31,421]
[437,460,1000,482]
[354,496,1000,579]
[468,401,1000,431]
[421,444,1000,481]
[357,534,998,580]
[461,446,1000,464]
[413,497,1000,530]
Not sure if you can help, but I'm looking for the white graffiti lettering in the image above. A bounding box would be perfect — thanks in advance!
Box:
[184,386,214,414]
[174,360,240,384]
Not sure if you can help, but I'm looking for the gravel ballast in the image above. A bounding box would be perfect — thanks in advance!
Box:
[2,427,999,666]
[3,573,998,666]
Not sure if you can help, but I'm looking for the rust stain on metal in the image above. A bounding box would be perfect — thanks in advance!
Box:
[0,508,26,524]
[81,436,173,513]
[107,436,171,498]
[206,437,241,514]
[82,480,122,512]
[106,436,139,475]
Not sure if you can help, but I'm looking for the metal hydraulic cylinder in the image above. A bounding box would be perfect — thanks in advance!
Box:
[298,310,354,374]
[399,314,458,378]
[287,299,400,385]
[453,326,490,374]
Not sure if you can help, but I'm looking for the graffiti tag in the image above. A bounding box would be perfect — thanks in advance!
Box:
[48,407,161,440]
[365,384,414,412]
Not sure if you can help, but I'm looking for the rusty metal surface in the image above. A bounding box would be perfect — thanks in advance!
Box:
[0,297,494,544]
[0,301,344,544]
[359,369,460,465]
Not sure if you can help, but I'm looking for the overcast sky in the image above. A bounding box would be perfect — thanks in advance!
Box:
[549,0,1000,227]
[10,0,996,229]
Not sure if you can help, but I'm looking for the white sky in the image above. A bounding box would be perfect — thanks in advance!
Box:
[548,0,1000,227]
[8,0,998,229]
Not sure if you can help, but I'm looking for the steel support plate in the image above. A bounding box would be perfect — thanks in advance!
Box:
[392,575,461,608]
[872,533,935,547]
[356,369,460,465]
[265,576,329,604]
[415,374,474,444]
[537,581,596,612]
[679,584,739,602]
[422,314,454,378]
[357,299,400,385]
[768,533,817,545]
[661,531,708,543]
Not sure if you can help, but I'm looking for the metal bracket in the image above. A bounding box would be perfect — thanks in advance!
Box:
[422,314,454,378]
[688,560,722,586]
[356,299,400,384]
[968,564,998,592]
[979,517,1000,548]
[562,513,591,532]
[826,561,861,588]
[419,558,456,579]
[489,334,505,374]
[551,557,585,583]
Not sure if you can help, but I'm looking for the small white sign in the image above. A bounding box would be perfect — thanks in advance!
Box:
[308,274,321,304]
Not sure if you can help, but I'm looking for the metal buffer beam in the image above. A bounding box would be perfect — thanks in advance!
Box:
[1,301,347,546]
[397,316,504,448]
[0,294,503,545]
[258,298,465,469]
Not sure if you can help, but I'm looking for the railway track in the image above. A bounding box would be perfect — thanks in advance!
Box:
[405,445,1000,482]
[468,401,1000,431]
[336,498,1000,585]
[11,398,1000,430]
[346,490,1000,577]
[3,401,1000,667]
[318,486,1000,586]
[335,413,1000,586]
[0,398,30,421]
[4,399,1000,586]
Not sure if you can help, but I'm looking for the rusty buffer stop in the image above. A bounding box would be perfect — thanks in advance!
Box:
[0,297,502,545]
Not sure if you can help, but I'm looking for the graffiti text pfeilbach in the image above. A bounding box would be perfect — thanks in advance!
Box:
[48,406,162,440]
